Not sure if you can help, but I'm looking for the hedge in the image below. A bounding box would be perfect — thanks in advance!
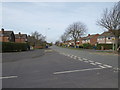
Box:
[83,43,93,49]
[2,42,30,52]
[97,44,113,50]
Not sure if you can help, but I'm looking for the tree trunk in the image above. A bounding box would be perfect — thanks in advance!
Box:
[114,37,118,51]
[74,40,77,48]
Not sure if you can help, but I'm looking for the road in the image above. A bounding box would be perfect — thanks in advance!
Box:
[2,45,119,88]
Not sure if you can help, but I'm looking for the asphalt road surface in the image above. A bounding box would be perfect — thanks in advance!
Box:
[2,45,119,88]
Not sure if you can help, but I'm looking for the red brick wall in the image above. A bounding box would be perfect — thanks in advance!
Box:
[0,36,9,42]
[79,38,83,45]
[90,34,99,45]
[15,38,26,43]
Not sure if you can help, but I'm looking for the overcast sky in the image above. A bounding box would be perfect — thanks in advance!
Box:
[1,2,116,43]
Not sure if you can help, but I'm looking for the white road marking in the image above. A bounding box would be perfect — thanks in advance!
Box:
[90,63,96,65]
[82,58,88,60]
[70,55,74,58]
[78,59,83,61]
[103,64,112,68]
[84,61,89,63]
[53,68,104,75]
[88,60,94,63]
[67,54,70,57]
[98,65,106,68]
[74,56,77,58]
[95,62,102,64]
[0,76,18,79]
[59,53,115,71]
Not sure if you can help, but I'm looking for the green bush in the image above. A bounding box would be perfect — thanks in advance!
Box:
[48,43,53,46]
[83,43,93,49]
[97,44,113,50]
[2,42,30,52]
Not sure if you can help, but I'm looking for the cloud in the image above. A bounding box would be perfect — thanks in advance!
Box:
[2,2,115,42]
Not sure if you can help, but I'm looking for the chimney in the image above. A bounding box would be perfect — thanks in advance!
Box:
[28,35,30,37]
[88,34,90,36]
[1,28,4,34]
[19,32,21,35]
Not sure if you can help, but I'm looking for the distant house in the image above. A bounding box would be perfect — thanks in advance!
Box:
[81,34,99,45]
[97,31,115,44]
[0,28,15,42]
[15,32,28,43]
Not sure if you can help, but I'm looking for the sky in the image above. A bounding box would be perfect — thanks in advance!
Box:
[1,2,116,43]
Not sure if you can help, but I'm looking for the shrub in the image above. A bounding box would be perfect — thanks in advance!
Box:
[83,43,93,49]
[2,42,30,52]
[97,44,113,50]
[48,43,53,46]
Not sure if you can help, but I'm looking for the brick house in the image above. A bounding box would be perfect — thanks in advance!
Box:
[97,31,115,44]
[0,28,15,42]
[81,34,99,45]
[15,32,28,43]
[64,40,74,47]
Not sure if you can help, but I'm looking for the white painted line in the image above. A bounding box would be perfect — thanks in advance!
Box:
[70,55,74,58]
[78,59,83,61]
[88,60,94,63]
[74,56,77,58]
[90,63,96,65]
[95,62,102,64]
[82,58,88,60]
[103,64,112,68]
[98,65,106,68]
[84,61,89,63]
[67,54,70,57]
[0,76,18,79]
[53,68,104,75]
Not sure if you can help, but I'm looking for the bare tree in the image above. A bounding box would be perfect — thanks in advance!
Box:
[29,31,46,46]
[55,40,60,46]
[65,21,87,46]
[60,32,69,42]
[97,1,120,51]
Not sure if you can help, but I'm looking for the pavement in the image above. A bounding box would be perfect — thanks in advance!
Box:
[1,46,119,88]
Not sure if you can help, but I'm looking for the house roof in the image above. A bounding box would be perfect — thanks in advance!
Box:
[0,31,14,37]
[15,34,27,39]
[82,34,99,40]
[99,31,114,37]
